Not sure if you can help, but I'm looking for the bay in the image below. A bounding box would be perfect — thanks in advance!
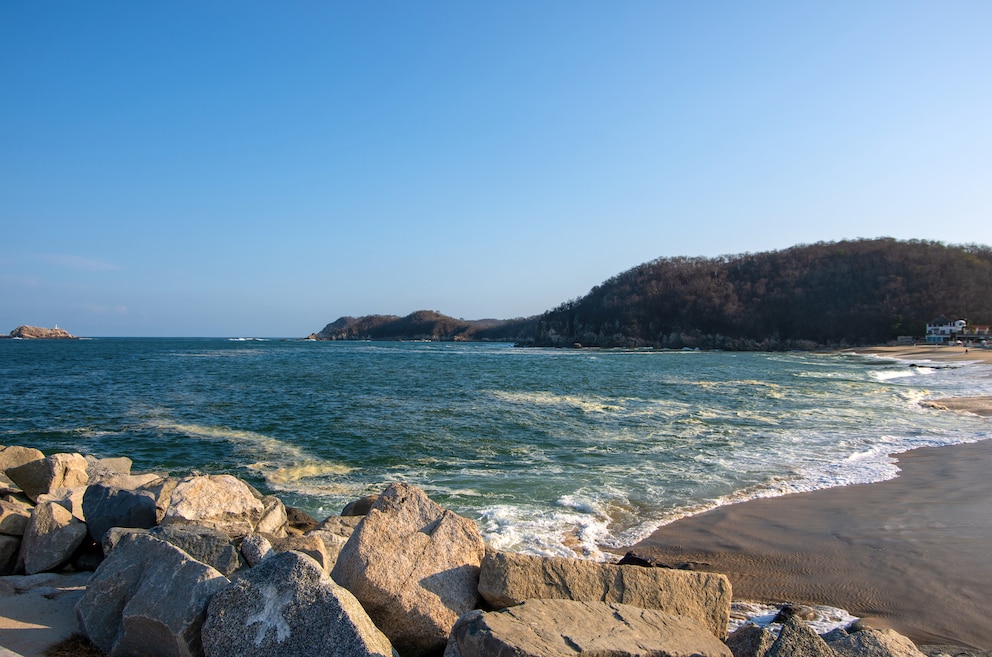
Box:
[1,338,989,559]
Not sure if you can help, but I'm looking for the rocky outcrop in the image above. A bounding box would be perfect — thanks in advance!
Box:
[202,550,395,657]
[478,550,732,640]
[76,532,229,657]
[331,482,486,657]
[6,325,78,339]
[445,599,733,657]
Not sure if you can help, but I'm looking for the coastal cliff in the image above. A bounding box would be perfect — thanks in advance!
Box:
[5,325,78,339]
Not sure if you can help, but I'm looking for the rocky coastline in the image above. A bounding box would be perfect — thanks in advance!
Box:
[0,443,976,657]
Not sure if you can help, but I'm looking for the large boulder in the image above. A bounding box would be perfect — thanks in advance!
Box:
[478,550,732,640]
[827,628,927,657]
[84,454,132,478]
[269,535,330,574]
[0,445,45,473]
[76,532,229,657]
[0,534,20,575]
[445,599,733,657]
[0,499,33,536]
[18,501,89,574]
[161,474,264,539]
[240,534,274,567]
[307,515,362,570]
[202,550,395,657]
[6,453,89,502]
[255,495,288,537]
[85,455,163,490]
[37,486,87,521]
[145,477,180,523]
[82,484,158,543]
[766,616,835,657]
[331,482,486,657]
[0,471,21,496]
[149,525,244,577]
[285,506,319,534]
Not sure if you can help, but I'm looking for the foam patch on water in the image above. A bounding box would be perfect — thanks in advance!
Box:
[489,390,623,414]
[143,418,354,492]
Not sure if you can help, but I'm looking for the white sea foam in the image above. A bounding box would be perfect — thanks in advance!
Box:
[490,390,624,414]
[869,369,917,382]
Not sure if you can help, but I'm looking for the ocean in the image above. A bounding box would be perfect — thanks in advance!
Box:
[2,338,990,560]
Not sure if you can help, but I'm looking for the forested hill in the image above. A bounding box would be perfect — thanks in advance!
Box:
[315,311,537,343]
[531,239,992,350]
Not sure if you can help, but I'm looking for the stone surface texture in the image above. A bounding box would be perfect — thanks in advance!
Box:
[0,534,20,575]
[82,484,158,543]
[444,599,733,657]
[76,532,229,657]
[0,499,32,536]
[0,445,45,473]
[766,616,836,657]
[726,624,777,657]
[6,453,89,502]
[331,482,486,657]
[478,549,732,639]
[18,501,88,574]
[148,524,244,576]
[202,550,395,657]
[240,533,274,567]
[828,628,928,657]
[255,495,288,537]
[161,474,264,538]
[269,534,330,574]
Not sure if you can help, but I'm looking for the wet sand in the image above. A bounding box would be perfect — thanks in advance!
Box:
[624,347,992,649]
[855,343,992,365]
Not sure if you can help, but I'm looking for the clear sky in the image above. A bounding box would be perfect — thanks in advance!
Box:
[2,2,990,337]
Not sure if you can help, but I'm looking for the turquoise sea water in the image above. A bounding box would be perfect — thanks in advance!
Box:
[2,338,990,559]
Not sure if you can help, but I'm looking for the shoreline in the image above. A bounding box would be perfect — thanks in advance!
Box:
[620,344,992,649]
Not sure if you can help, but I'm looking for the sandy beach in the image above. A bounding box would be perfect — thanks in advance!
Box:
[623,344,992,649]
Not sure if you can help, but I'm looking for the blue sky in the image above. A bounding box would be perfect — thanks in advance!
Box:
[2,2,990,337]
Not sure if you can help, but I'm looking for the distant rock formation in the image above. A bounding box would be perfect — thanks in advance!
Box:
[314,310,537,343]
[6,325,78,339]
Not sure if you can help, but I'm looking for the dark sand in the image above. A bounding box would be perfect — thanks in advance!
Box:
[622,439,992,649]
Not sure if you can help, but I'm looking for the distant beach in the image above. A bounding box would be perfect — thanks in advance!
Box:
[622,343,992,650]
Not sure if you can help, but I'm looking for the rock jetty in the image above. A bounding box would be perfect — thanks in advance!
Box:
[0,443,961,657]
[4,325,77,339]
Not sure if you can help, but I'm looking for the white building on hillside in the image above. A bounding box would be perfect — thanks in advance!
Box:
[926,315,967,344]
